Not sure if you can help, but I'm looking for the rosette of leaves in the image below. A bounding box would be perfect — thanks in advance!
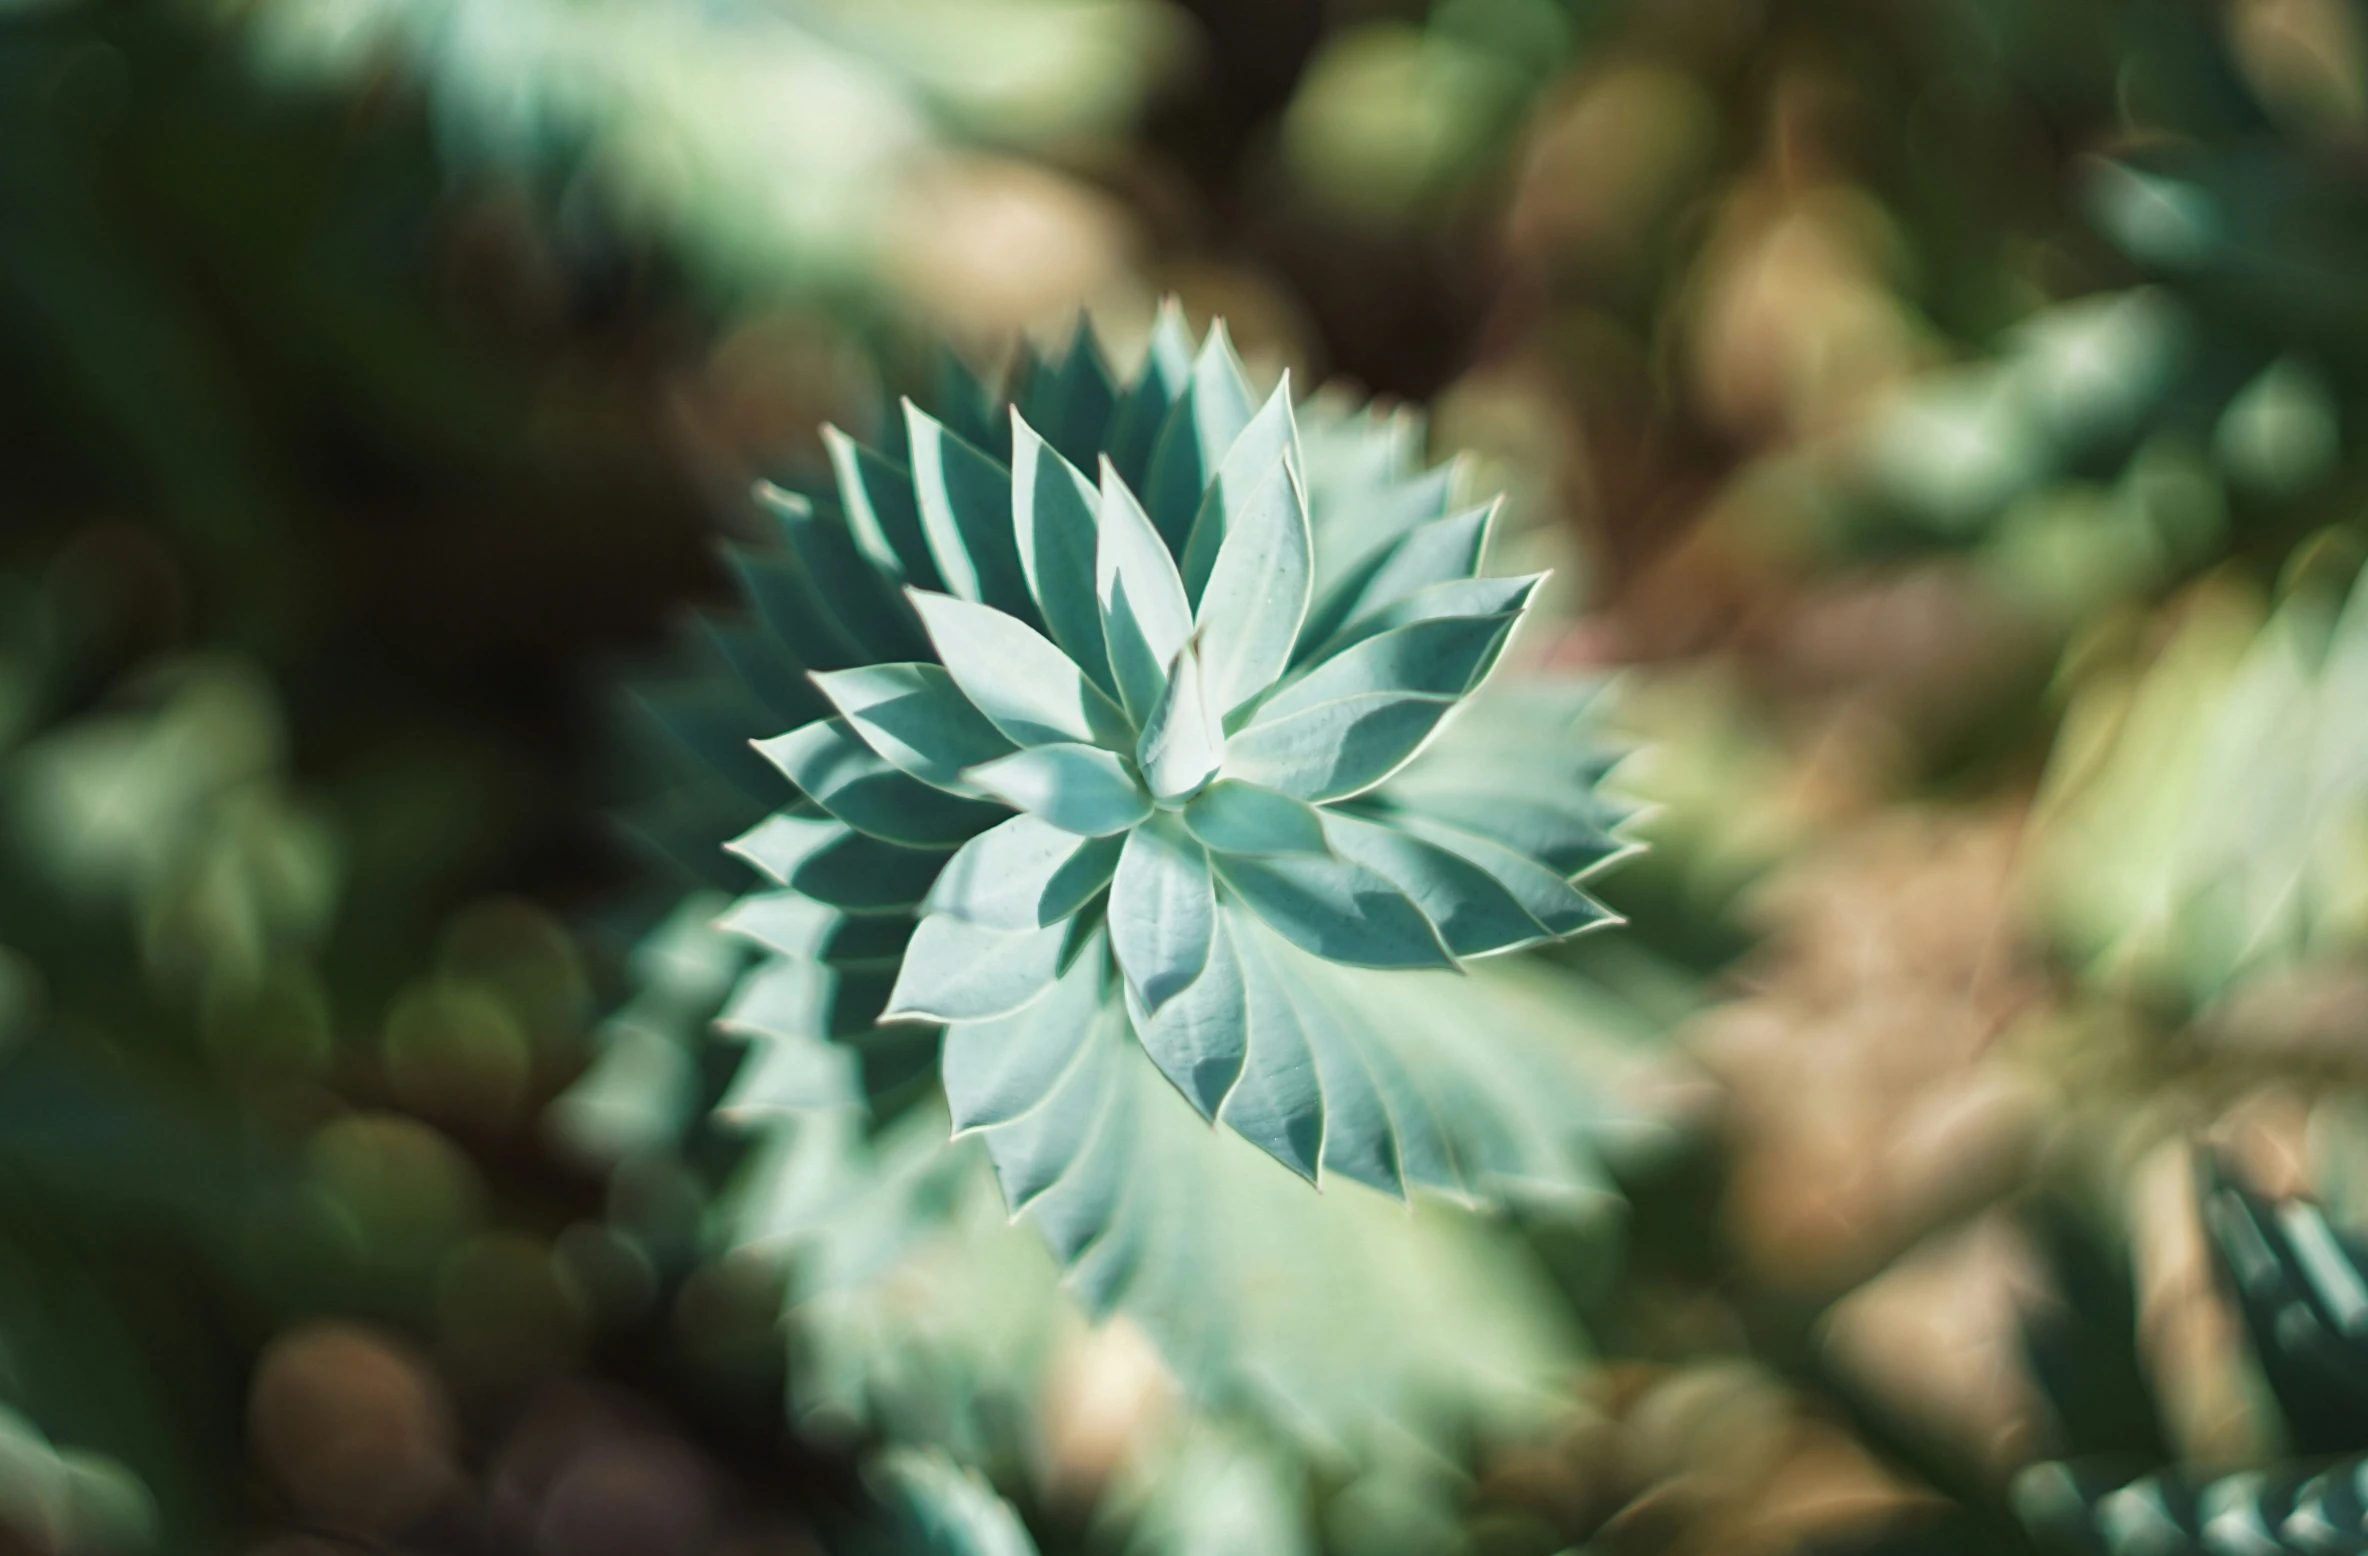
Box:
[676,304,1635,1307]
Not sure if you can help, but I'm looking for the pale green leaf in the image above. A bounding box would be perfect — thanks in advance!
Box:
[1390,812,1616,937]
[1220,693,1458,801]
[1297,500,1497,657]
[1134,641,1225,802]
[882,913,1067,1024]
[907,589,1129,749]
[1146,320,1257,549]
[1263,602,1530,724]
[1096,458,1194,725]
[941,948,1106,1132]
[1318,810,1548,957]
[1179,377,1303,604]
[924,812,1122,930]
[1192,455,1313,718]
[1180,780,1330,858]
[904,402,1036,622]
[1128,912,1247,1117]
[967,743,1149,837]
[875,1450,1040,1556]
[715,890,843,960]
[1214,849,1454,969]
[1008,411,1113,695]
[824,426,946,593]
[726,813,950,914]
[1214,916,1326,1183]
[755,720,1004,847]
[1105,297,1197,489]
[813,663,1016,795]
[1109,814,1215,1011]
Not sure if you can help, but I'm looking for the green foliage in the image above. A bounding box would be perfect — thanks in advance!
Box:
[2032,561,2368,1006]
[670,305,1638,1285]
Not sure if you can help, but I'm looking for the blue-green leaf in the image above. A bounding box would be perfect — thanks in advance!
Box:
[975,997,1124,1208]
[1146,321,1258,550]
[941,949,1107,1132]
[967,744,1150,837]
[1128,913,1247,1117]
[1216,917,1326,1182]
[1105,298,1197,489]
[813,663,1016,795]
[1015,317,1119,472]
[1181,780,1330,858]
[1192,456,1313,719]
[1009,412,1113,695]
[882,913,1068,1024]
[1319,810,1547,957]
[1220,693,1458,802]
[1179,377,1302,605]
[906,590,1130,749]
[1135,642,1226,802]
[924,813,1122,930]
[904,403,1036,624]
[715,890,842,960]
[1096,459,1194,725]
[1312,575,1542,661]
[1214,849,1455,969]
[752,481,928,664]
[824,426,946,594]
[1391,813,1617,937]
[726,813,949,914]
[756,721,1004,847]
[874,1450,1040,1556]
[1109,815,1216,1012]
[1298,501,1497,657]
[1263,604,1531,722]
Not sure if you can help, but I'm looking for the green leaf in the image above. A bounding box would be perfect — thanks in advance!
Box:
[715,890,843,960]
[882,913,1068,1024]
[967,744,1151,837]
[1394,794,1631,880]
[726,813,951,914]
[824,426,947,594]
[1128,913,1247,1117]
[874,1450,1040,1556]
[976,994,1125,1208]
[1105,298,1197,489]
[1297,501,1497,658]
[924,813,1122,931]
[1181,780,1330,858]
[1014,317,1119,472]
[904,403,1037,624]
[1390,813,1616,936]
[1312,574,1541,661]
[1192,455,1313,718]
[1135,642,1225,802]
[1215,918,1327,1183]
[813,663,1016,795]
[1266,599,1532,722]
[1009,412,1114,696]
[1110,815,1216,1011]
[752,480,929,664]
[1147,321,1258,549]
[756,720,1005,847]
[1096,458,1194,726]
[1319,810,1549,957]
[1214,850,1455,969]
[941,949,1107,1132]
[1179,377,1303,605]
[907,589,1129,749]
[1220,693,1458,802]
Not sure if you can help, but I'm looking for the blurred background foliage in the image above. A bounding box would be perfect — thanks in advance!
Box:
[9,0,2368,1550]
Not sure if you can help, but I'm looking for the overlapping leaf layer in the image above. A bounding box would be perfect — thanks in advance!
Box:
[643,306,1636,1283]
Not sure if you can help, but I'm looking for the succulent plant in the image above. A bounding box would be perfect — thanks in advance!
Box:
[637,304,1640,1309]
